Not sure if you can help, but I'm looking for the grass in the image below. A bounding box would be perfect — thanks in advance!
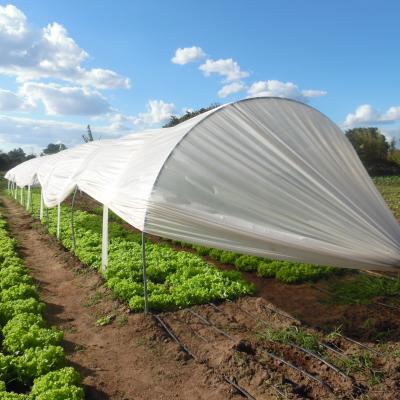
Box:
[334,351,384,384]
[373,176,400,219]
[258,326,323,354]
[327,274,400,305]
[115,315,128,328]
[84,292,104,307]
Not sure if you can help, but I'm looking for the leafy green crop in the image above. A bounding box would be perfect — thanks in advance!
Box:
[30,367,83,400]
[168,239,343,283]
[3,314,63,353]
[0,210,83,398]
[26,191,254,312]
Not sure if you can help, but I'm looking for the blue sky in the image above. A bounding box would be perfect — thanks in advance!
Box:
[0,0,399,154]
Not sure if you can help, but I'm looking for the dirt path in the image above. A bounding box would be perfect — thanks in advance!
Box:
[0,195,240,400]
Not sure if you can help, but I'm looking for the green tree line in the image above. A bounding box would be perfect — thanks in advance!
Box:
[345,127,400,176]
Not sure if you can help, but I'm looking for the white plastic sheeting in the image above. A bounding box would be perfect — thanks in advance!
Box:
[5,97,400,271]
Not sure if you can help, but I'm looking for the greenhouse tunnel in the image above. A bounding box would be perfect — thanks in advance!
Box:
[5,97,400,275]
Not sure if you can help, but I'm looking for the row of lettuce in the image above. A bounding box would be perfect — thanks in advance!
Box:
[168,240,343,283]
[26,191,255,311]
[0,214,84,399]
[17,189,341,315]
[87,194,343,284]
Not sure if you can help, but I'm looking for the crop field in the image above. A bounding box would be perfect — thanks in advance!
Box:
[0,179,399,399]
[0,211,84,399]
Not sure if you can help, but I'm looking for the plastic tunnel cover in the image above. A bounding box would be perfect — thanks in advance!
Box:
[145,97,400,270]
[5,97,400,271]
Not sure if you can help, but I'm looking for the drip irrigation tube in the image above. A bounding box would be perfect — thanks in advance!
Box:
[154,314,257,400]
[264,350,333,393]
[187,309,236,341]
[289,342,350,380]
[153,314,196,359]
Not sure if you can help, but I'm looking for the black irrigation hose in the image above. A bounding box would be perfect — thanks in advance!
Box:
[336,334,384,357]
[153,314,257,400]
[153,314,197,359]
[172,314,209,343]
[225,300,351,381]
[269,384,288,399]
[264,350,334,394]
[238,295,384,358]
[224,300,272,327]
[259,303,300,323]
[208,303,306,398]
[187,309,236,341]
[169,312,287,399]
[221,375,257,400]
[288,342,350,381]
[321,343,347,359]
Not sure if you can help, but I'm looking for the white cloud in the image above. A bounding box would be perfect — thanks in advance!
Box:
[133,99,175,126]
[107,113,134,131]
[20,82,110,116]
[0,111,134,153]
[0,88,27,111]
[247,80,326,102]
[343,104,400,127]
[105,99,177,132]
[0,114,90,151]
[0,4,27,36]
[0,5,130,89]
[199,58,249,82]
[0,98,177,153]
[171,46,205,65]
[301,89,327,98]
[381,106,400,122]
[218,82,245,98]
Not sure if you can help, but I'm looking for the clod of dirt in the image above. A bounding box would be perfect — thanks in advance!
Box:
[233,340,255,355]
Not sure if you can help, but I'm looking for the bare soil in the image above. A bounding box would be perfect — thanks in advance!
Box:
[0,196,242,400]
[1,194,400,400]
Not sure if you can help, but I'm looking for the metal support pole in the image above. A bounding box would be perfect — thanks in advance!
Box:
[14,183,17,200]
[57,203,61,239]
[101,205,108,272]
[7,180,10,193]
[142,231,149,314]
[20,187,24,206]
[71,187,78,253]
[26,186,31,211]
[45,207,49,231]
[40,190,44,221]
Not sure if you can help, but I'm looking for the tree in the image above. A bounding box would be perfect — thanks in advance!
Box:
[42,143,67,155]
[0,148,36,171]
[163,104,220,128]
[82,125,94,143]
[345,127,390,164]
[345,127,400,175]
